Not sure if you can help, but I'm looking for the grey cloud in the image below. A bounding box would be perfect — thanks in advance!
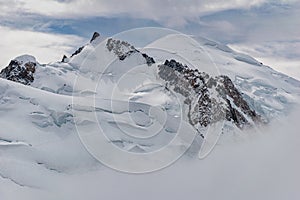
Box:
[0,25,85,69]
[0,0,298,27]
[0,0,299,80]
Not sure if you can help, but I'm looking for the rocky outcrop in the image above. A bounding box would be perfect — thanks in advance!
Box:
[90,32,100,43]
[141,53,155,66]
[106,38,138,60]
[61,55,68,63]
[158,59,262,129]
[71,46,84,58]
[106,38,155,66]
[65,33,155,66]
[0,55,37,85]
[68,32,100,59]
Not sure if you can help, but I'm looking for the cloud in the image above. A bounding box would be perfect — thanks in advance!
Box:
[229,41,300,80]
[0,0,298,27]
[178,2,300,81]
[1,1,299,39]
[0,0,299,81]
[189,2,300,43]
[0,25,85,69]
[5,106,300,200]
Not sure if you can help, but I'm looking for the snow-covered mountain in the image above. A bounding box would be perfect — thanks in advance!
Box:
[0,31,300,198]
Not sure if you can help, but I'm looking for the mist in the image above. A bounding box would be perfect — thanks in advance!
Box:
[6,107,299,200]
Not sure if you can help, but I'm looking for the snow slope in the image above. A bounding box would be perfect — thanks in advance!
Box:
[0,30,299,199]
[147,34,300,121]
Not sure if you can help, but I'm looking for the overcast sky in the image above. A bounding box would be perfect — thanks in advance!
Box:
[0,0,299,79]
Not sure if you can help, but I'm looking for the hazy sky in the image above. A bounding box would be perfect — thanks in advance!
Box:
[0,0,299,79]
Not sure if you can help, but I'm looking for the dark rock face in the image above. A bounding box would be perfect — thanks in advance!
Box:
[90,32,100,43]
[61,55,68,62]
[106,38,155,66]
[0,59,36,85]
[215,75,261,125]
[71,46,84,58]
[70,32,100,58]
[142,53,155,66]
[106,38,138,60]
[158,59,262,129]
[67,36,156,66]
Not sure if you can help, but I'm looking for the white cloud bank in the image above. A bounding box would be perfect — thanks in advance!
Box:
[1,107,300,200]
[230,42,300,80]
[0,0,297,27]
[0,0,299,79]
[0,26,85,69]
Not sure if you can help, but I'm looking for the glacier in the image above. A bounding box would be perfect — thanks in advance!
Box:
[0,29,299,199]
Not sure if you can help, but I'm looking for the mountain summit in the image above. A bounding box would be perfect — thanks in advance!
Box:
[0,30,299,188]
[0,32,298,132]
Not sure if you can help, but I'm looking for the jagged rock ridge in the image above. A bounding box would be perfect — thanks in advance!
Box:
[71,46,84,58]
[158,59,262,129]
[106,38,155,66]
[0,55,37,85]
[90,32,100,43]
[61,55,68,62]
[71,32,101,58]
[0,34,263,130]
[67,32,155,66]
